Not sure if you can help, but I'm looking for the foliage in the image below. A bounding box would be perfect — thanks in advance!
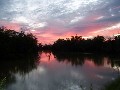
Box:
[42,34,120,54]
[0,27,41,54]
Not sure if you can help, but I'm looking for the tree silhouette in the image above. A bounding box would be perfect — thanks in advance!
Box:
[0,27,41,54]
[42,34,120,54]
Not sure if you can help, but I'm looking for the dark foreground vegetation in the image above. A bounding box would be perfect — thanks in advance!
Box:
[43,34,120,54]
[0,27,41,54]
[103,77,120,90]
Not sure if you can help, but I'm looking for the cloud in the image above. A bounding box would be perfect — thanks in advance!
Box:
[0,0,120,43]
[12,16,29,23]
[92,23,120,34]
[70,16,84,24]
[29,22,47,29]
[96,16,120,23]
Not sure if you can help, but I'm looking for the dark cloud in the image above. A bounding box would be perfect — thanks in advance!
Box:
[95,16,120,23]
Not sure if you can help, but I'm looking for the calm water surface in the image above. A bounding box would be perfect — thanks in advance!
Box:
[1,52,120,90]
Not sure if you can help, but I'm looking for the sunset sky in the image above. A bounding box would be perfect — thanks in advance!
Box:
[0,0,120,44]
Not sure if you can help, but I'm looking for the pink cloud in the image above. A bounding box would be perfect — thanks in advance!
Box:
[0,19,120,44]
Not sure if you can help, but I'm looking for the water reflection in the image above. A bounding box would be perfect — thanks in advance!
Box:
[52,52,120,67]
[0,53,40,89]
[1,52,120,90]
[54,52,120,75]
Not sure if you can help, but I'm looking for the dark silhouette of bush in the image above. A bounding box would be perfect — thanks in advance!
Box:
[0,27,41,54]
[42,34,120,54]
[42,44,52,51]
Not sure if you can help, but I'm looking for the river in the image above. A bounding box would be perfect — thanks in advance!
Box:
[0,52,120,90]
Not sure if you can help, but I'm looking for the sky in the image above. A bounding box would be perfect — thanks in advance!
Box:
[0,0,120,44]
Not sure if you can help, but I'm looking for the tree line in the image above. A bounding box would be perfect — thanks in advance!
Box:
[1,26,120,54]
[0,27,40,54]
[42,34,120,54]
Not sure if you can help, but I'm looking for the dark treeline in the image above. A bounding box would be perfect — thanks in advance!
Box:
[42,35,120,54]
[0,27,41,54]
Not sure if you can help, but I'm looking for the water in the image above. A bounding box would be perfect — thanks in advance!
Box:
[0,52,120,90]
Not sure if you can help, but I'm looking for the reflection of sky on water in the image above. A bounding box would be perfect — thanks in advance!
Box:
[6,52,119,90]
